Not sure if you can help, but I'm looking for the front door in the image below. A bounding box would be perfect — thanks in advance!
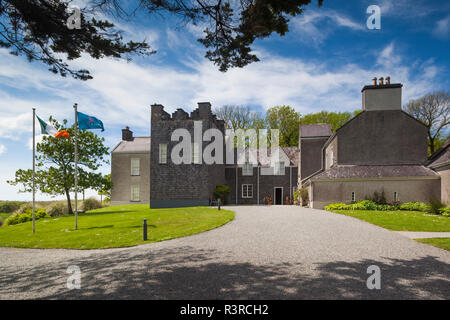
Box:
[274,187,283,205]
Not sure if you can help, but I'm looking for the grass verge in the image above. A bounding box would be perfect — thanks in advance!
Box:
[0,204,234,249]
[415,238,450,251]
[331,210,450,232]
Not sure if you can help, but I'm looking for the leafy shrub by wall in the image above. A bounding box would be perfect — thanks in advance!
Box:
[81,197,103,212]
[213,185,231,204]
[47,202,70,217]
[5,209,49,226]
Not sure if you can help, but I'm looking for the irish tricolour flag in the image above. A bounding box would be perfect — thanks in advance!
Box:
[36,115,70,138]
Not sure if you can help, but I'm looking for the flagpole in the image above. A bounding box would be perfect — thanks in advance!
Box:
[32,108,36,234]
[74,103,78,230]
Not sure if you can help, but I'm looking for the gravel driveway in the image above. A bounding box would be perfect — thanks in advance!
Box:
[0,206,449,299]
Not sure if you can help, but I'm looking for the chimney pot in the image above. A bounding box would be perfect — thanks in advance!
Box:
[386,76,391,84]
[379,77,384,85]
[372,77,377,85]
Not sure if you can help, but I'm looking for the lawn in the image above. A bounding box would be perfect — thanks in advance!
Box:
[416,238,450,251]
[0,204,234,249]
[331,210,450,232]
[0,213,12,220]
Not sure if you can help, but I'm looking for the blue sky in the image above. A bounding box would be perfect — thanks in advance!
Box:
[0,0,449,200]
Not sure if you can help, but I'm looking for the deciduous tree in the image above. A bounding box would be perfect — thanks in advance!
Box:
[7,118,109,214]
[405,91,450,155]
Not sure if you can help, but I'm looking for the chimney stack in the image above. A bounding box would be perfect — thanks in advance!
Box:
[361,78,402,111]
[122,126,133,141]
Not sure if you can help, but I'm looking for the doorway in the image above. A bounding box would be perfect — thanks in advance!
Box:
[274,187,283,205]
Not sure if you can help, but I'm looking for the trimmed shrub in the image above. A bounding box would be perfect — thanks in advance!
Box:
[399,202,431,212]
[324,203,348,211]
[0,216,4,227]
[213,185,231,204]
[5,209,49,226]
[47,202,69,217]
[0,201,22,213]
[81,197,103,212]
[325,200,398,212]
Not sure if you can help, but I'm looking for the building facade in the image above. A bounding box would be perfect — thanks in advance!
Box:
[111,78,447,208]
[111,127,150,206]
[301,80,442,208]
[428,141,450,205]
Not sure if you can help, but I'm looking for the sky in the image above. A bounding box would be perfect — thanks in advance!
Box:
[0,0,449,201]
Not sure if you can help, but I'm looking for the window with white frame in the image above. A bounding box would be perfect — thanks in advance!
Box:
[192,142,200,164]
[394,192,399,202]
[131,185,140,201]
[275,161,285,175]
[351,191,355,202]
[242,184,253,198]
[131,158,140,176]
[243,162,253,176]
[159,144,167,164]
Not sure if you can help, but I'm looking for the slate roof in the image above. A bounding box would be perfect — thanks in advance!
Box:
[112,137,150,153]
[235,147,299,166]
[427,140,450,169]
[310,165,439,181]
[299,124,332,138]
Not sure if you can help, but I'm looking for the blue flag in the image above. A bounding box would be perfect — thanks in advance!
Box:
[77,111,104,132]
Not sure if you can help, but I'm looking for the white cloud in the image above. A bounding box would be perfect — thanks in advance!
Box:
[0,144,6,155]
[376,42,402,68]
[433,15,450,38]
[292,9,365,46]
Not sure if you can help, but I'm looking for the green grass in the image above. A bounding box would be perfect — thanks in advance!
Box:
[416,238,450,251]
[0,204,234,249]
[332,210,450,232]
[0,213,12,220]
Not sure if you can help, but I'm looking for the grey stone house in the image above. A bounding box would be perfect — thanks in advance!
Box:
[301,80,442,208]
[110,78,446,208]
[111,127,150,206]
[148,102,298,208]
[427,141,450,205]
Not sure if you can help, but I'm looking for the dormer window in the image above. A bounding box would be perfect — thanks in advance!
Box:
[275,162,285,175]
[243,162,253,176]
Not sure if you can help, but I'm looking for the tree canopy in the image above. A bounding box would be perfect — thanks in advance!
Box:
[0,0,323,79]
[7,117,110,214]
[404,91,450,155]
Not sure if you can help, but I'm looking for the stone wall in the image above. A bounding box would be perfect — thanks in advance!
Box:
[150,103,226,208]
[335,110,428,165]
[227,166,298,205]
[111,152,150,205]
[309,178,441,209]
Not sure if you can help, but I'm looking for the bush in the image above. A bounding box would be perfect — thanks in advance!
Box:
[0,201,22,213]
[213,185,231,204]
[299,188,309,206]
[81,197,103,212]
[324,203,348,211]
[428,198,445,214]
[367,191,387,205]
[5,209,49,226]
[325,200,398,212]
[399,202,431,212]
[47,202,69,217]
[439,207,450,217]
[0,216,4,227]
[15,202,33,214]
